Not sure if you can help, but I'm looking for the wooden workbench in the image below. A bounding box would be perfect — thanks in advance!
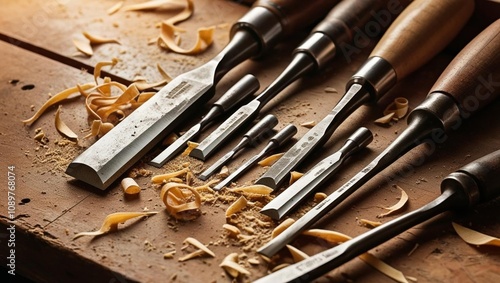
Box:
[1,1,499,282]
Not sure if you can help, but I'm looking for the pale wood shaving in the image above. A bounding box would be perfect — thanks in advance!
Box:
[358,218,382,228]
[54,106,78,141]
[272,218,295,239]
[182,141,199,155]
[160,182,201,220]
[258,153,283,167]
[286,245,310,263]
[377,185,409,218]
[220,252,251,278]
[107,1,124,15]
[73,211,157,239]
[83,31,121,45]
[300,121,316,128]
[226,196,248,218]
[123,0,185,11]
[289,171,304,185]
[452,222,500,247]
[228,185,273,195]
[72,38,93,56]
[314,192,327,203]
[151,168,190,184]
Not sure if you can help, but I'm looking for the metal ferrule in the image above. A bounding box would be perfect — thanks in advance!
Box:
[348,56,397,99]
[409,92,461,131]
[293,32,337,70]
[230,7,283,55]
[441,171,480,207]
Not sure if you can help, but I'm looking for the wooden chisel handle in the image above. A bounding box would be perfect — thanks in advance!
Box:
[351,0,474,98]
[254,0,340,35]
[428,19,500,115]
[371,0,475,80]
[409,19,500,131]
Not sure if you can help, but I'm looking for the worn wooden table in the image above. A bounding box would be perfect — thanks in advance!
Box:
[1,1,499,282]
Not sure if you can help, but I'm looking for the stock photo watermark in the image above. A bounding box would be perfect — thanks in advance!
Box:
[6,165,16,276]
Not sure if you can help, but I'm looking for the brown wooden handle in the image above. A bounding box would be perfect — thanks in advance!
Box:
[254,0,339,36]
[313,0,396,45]
[371,0,474,80]
[430,19,500,115]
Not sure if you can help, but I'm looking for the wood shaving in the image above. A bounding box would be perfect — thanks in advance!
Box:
[228,185,273,195]
[178,237,215,262]
[313,192,327,203]
[272,218,295,239]
[22,83,95,126]
[358,218,382,228]
[286,245,309,263]
[377,185,409,218]
[73,211,157,239]
[226,196,248,218]
[72,38,93,56]
[156,0,215,55]
[289,171,303,185]
[374,112,395,125]
[107,1,124,15]
[182,141,199,155]
[222,224,241,238]
[121,177,141,195]
[162,133,178,145]
[452,222,500,247]
[258,153,284,167]
[83,31,121,45]
[324,87,338,93]
[54,106,78,142]
[151,168,190,184]
[160,182,201,221]
[163,250,176,259]
[123,0,185,11]
[220,252,251,278]
[376,97,409,125]
[300,121,316,128]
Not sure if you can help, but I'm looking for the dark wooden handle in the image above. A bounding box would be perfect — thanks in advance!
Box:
[371,0,475,80]
[430,19,500,114]
[459,149,500,203]
[254,0,339,35]
[313,0,394,45]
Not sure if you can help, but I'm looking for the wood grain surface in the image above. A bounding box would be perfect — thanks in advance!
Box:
[1,1,499,282]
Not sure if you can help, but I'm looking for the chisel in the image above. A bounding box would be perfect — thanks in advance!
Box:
[260,127,372,220]
[189,0,404,161]
[256,0,475,190]
[65,0,338,190]
[257,19,500,258]
[149,74,259,167]
[213,124,297,190]
[199,114,278,180]
[254,149,500,282]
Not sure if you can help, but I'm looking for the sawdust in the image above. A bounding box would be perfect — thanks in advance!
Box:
[32,138,84,174]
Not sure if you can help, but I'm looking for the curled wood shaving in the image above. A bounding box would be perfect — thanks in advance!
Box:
[84,120,114,139]
[156,63,174,82]
[271,263,291,272]
[358,218,382,228]
[22,83,95,126]
[272,218,295,239]
[83,31,121,45]
[73,38,93,56]
[286,245,309,263]
[314,192,327,203]
[94,58,119,84]
[222,224,241,238]
[73,211,157,239]
[377,185,408,218]
[151,168,190,184]
[156,0,215,55]
[452,222,500,247]
[121,177,141,195]
[184,237,215,257]
[226,196,248,218]
[374,112,395,125]
[123,0,185,11]
[289,171,304,185]
[258,153,284,167]
[376,97,409,125]
[228,185,273,195]
[220,253,251,278]
[160,182,201,221]
[300,121,316,128]
[163,250,176,259]
[54,106,78,141]
[302,229,409,283]
[107,1,124,15]
[182,141,199,155]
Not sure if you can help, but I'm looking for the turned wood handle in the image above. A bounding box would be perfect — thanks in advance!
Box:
[430,19,500,115]
[313,0,395,45]
[254,0,339,36]
[371,0,475,80]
